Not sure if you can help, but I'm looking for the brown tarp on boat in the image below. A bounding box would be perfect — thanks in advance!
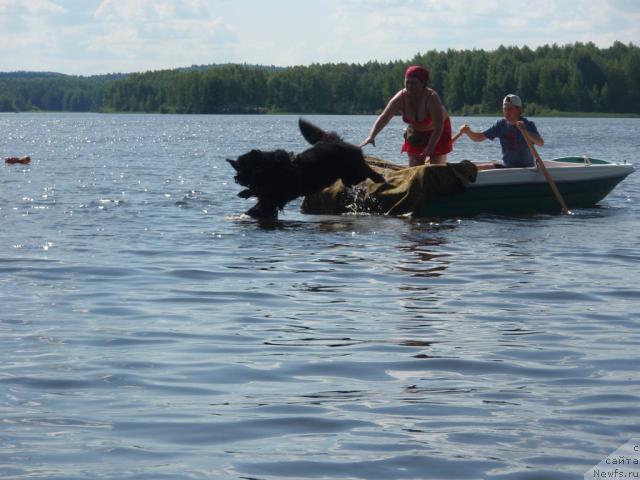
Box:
[301,157,478,216]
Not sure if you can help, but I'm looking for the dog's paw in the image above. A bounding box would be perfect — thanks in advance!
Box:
[238,189,254,198]
[246,202,279,219]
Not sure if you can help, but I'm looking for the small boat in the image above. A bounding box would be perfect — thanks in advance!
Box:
[417,156,635,217]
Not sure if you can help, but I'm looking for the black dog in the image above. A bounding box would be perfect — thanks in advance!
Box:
[227,118,385,218]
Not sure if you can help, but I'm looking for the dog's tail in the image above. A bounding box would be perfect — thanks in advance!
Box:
[299,118,342,145]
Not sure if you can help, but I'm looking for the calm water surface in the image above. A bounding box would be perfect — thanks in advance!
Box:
[1,113,639,479]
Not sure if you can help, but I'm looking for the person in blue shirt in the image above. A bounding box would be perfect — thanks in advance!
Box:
[459,94,544,168]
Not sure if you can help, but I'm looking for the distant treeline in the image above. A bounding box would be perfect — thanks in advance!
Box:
[0,72,123,113]
[1,42,639,115]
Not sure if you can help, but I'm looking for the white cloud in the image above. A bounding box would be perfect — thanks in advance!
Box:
[95,0,152,21]
[94,0,209,21]
[0,0,66,34]
[0,0,637,74]
[0,0,67,15]
[80,0,239,72]
[73,17,236,73]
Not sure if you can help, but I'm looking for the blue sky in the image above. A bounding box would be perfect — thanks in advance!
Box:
[1,0,638,75]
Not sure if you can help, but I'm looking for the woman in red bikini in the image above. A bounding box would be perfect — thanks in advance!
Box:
[360,65,452,167]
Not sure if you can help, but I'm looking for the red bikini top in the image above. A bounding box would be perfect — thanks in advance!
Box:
[401,89,433,126]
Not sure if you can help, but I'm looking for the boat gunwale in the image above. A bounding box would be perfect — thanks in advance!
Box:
[472,158,634,188]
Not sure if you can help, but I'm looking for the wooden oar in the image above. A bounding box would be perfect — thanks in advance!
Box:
[518,125,570,214]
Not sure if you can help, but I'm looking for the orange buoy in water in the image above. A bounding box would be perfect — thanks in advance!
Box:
[5,156,31,164]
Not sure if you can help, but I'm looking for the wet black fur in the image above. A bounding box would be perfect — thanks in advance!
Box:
[227,118,385,218]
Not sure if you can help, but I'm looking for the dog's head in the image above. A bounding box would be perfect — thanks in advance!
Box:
[227,148,296,200]
[227,149,265,187]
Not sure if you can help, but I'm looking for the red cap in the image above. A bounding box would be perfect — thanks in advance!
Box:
[404,65,429,84]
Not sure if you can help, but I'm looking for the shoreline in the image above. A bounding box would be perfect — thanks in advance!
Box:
[3,110,640,118]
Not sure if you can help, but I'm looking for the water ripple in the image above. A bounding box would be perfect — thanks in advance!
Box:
[1,113,639,480]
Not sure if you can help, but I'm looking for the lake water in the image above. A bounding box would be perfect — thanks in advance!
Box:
[1,113,639,479]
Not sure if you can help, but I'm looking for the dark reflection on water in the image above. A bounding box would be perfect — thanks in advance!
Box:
[396,240,451,278]
[1,113,639,480]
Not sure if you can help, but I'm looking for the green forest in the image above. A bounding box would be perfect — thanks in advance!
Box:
[1,42,639,115]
